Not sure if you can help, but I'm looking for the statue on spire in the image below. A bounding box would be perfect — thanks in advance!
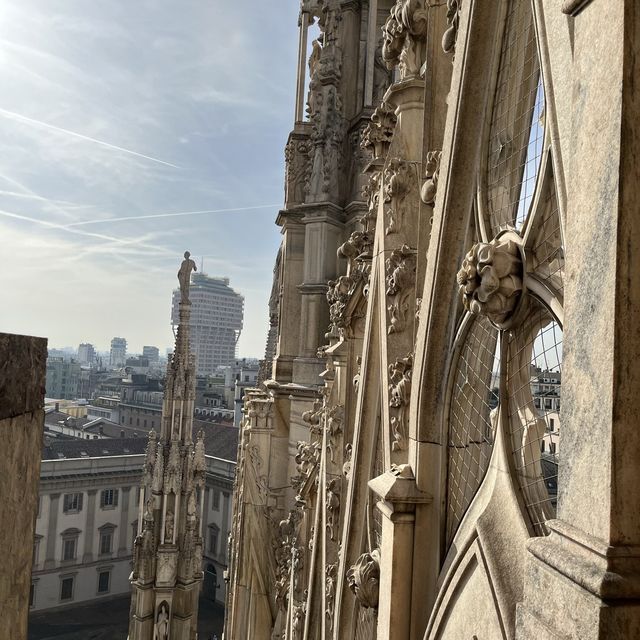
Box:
[177,251,197,304]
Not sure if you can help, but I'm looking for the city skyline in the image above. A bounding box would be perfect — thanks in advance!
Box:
[0,1,300,358]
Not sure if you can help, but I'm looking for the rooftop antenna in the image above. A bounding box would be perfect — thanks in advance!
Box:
[200,256,204,273]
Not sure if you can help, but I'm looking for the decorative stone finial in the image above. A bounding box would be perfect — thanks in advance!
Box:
[456,236,523,326]
[177,251,197,304]
[382,0,429,79]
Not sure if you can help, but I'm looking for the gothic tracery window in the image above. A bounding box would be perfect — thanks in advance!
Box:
[445,0,564,548]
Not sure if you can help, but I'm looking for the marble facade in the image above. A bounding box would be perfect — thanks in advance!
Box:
[224,0,640,639]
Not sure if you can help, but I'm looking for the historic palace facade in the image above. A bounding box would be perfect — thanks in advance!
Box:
[225,1,640,640]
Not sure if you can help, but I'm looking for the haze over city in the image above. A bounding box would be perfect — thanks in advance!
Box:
[0,0,300,356]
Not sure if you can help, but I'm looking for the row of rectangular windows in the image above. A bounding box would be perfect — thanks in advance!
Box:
[30,570,111,607]
[62,489,118,513]
[57,487,222,516]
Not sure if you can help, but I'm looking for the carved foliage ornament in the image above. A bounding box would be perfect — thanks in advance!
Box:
[386,244,417,334]
[361,102,397,160]
[389,354,413,451]
[456,236,523,326]
[347,549,381,609]
[382,0,429,79]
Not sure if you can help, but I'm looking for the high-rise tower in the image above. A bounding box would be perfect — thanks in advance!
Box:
[128,252,205,640]
[170,273,244,375]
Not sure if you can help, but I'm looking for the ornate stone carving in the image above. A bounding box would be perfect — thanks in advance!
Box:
[326,477,341,541]
[292,603,306,640]
[302,397,324,435]
[143,429,157,490]
[339,229,374,264]
[307,68,345,200]
[285,136,311,206]
[292,440,321,492]
[442,0,461,54]
[177,251,197,304]
[346,549,381,609]
[326,404,344,462]
[246,394,273,430]
[164,509,175,544]
[420,150,442,206]
[385,244,417,334]
[456,236,523,326]
[373,39,393,104]
[325,562,338,631]
[362,171,382,219]
[319,0,341,46]
[164,436,182,495]
[327,274,360,336]
[361,102,397,159]
[384,158,415,234]
[382,0,429,79]
[343,443,353,479]
[389,354,413,451]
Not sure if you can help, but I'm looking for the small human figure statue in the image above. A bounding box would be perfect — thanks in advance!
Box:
[164,509,175,543]
[177,250,197,304]
[156,602,169,640]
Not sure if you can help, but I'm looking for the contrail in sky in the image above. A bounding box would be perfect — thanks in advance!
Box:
[0,208,172,255]
[64,204,281,227]
[0,107,181,169]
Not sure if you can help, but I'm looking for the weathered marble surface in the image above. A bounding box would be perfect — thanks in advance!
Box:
[0,332,47,640]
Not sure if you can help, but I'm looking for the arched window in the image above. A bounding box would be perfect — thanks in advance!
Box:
[445,0,563,547]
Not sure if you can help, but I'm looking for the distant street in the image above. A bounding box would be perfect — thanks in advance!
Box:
[28,595,224,640]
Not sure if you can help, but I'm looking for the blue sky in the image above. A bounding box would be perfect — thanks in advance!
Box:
[0,0,300,356]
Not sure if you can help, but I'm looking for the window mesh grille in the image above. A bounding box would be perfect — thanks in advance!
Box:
[506,300,562,536]
[528,178,564,295]
[446,316,500,546]
[354,604,377,640]
[486,0,543,237]
[371,420,384,550]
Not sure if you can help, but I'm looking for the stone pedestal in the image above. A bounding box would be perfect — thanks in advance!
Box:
[369,465,431,640]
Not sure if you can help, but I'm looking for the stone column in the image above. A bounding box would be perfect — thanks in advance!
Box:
[0,332,47,640]
[44,493,60,569]
[516,3,640,638]
[368,465,430,640]
[294,205,344,385]
[118,486,131,556]
[82,490,97,562]
[272,210,306,384]
[295,10,311,123]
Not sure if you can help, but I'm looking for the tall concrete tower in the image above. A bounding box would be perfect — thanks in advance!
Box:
[128,252,205,640]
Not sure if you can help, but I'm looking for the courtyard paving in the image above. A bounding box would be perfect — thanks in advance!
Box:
[28,594,224,640]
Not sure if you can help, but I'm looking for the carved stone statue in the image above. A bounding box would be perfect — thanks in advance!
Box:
[177,251,197,304]
[155,603,169,640]
[164,509,175,544]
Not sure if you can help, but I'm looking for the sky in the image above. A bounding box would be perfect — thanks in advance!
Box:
[0,0,300,357]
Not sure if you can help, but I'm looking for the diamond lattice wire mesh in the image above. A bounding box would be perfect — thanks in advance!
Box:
[354,605,377,640]
[486,0,543,237]
[507,300,562,536]
[446,315,500,546]
[528,177,564,295]
[371,419,384,550]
